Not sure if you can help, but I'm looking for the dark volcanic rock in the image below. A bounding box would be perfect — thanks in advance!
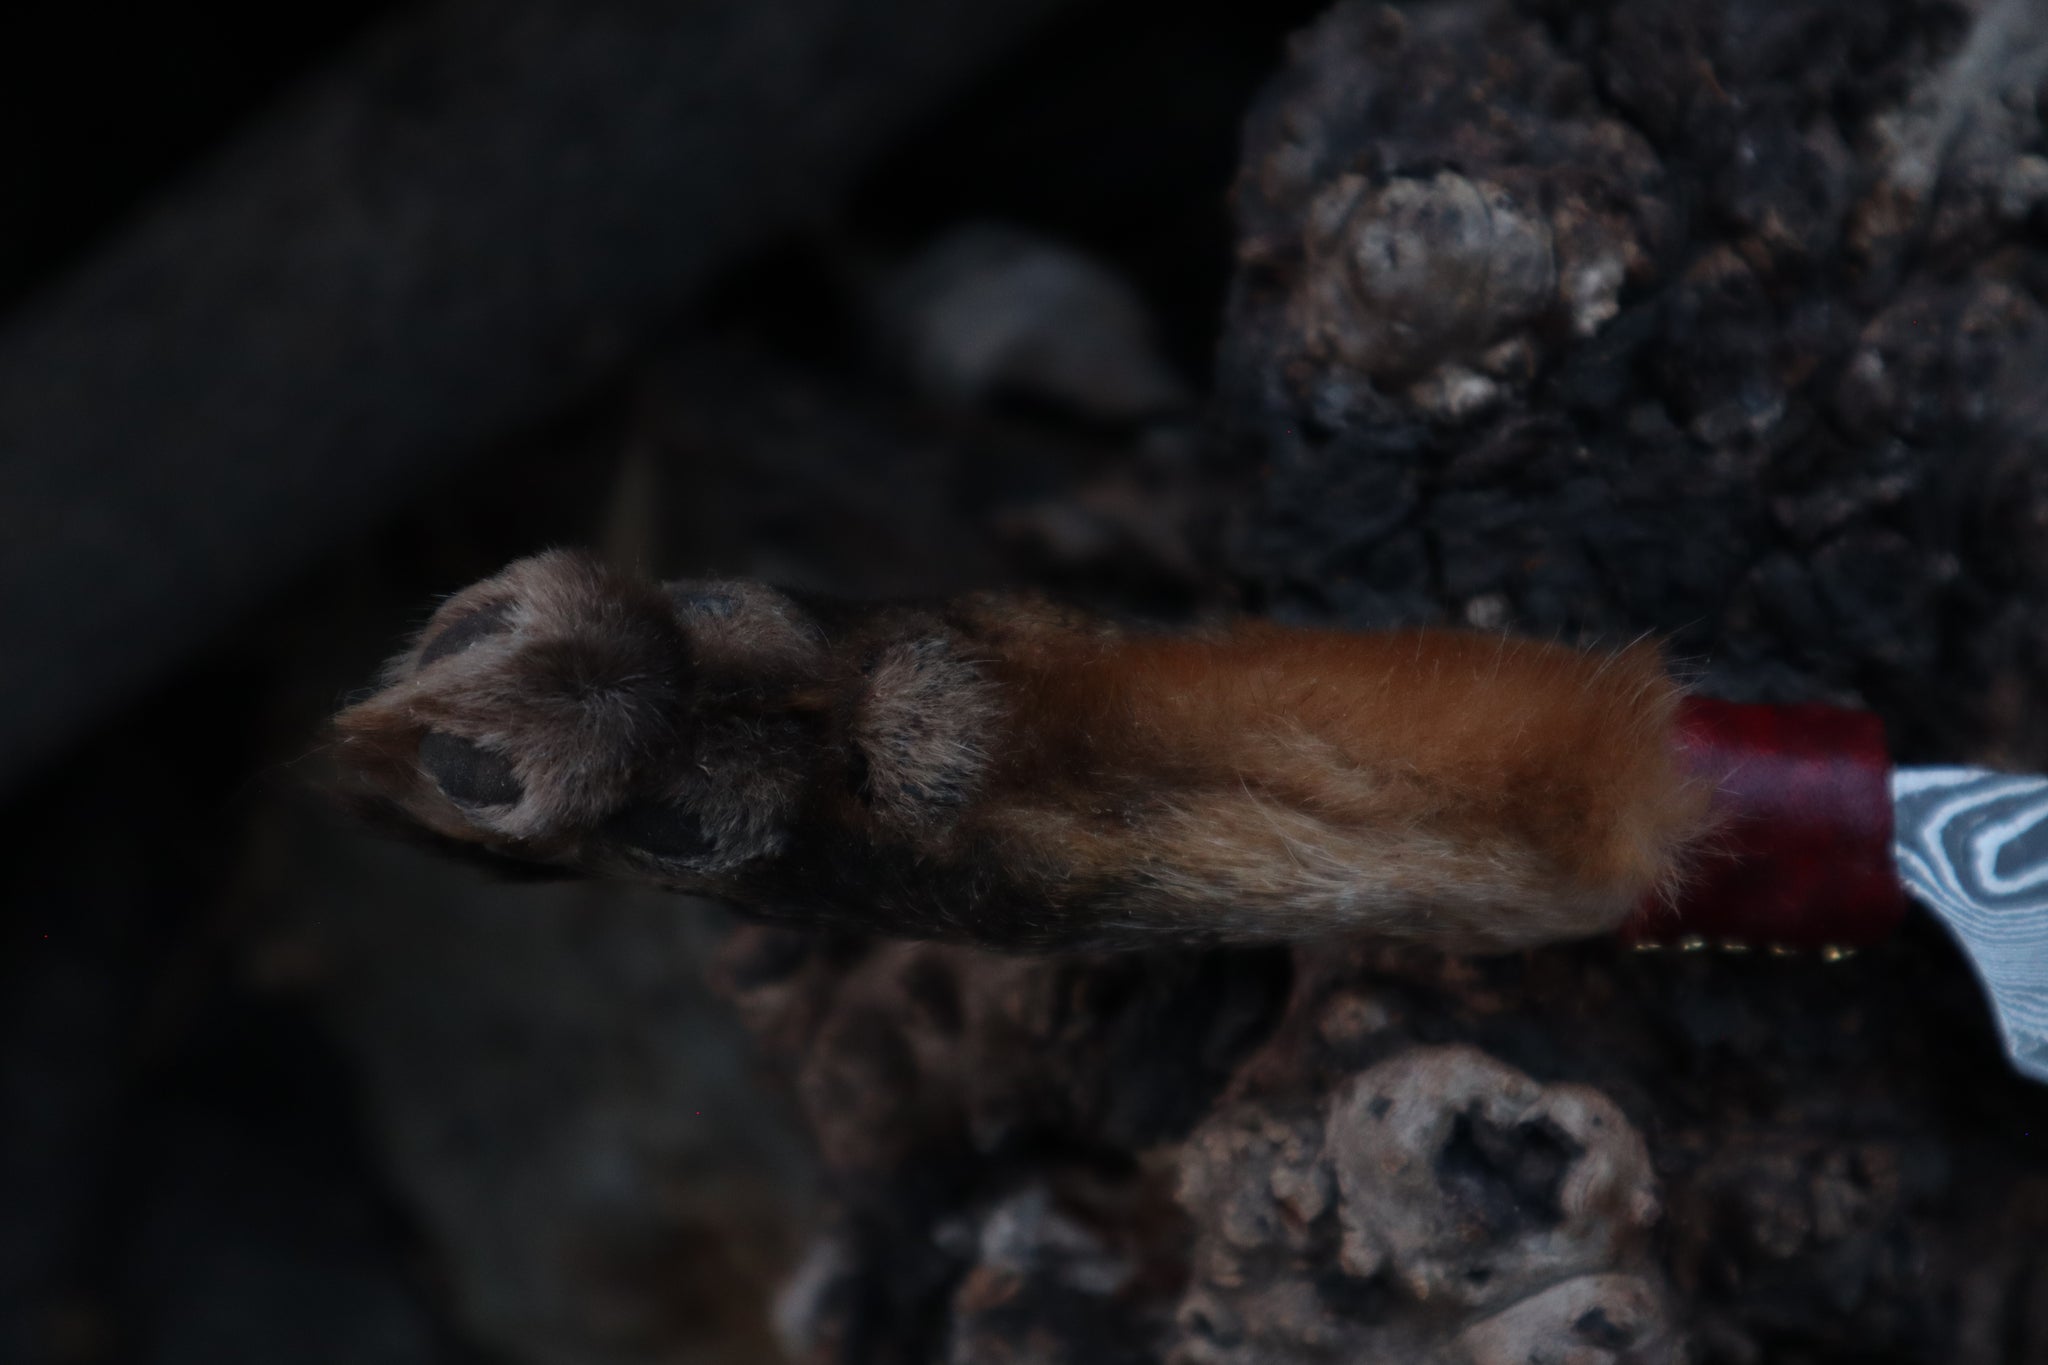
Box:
[1222,0,2048,769]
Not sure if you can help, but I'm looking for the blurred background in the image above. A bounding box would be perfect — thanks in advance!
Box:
[0,2,1323,1362]
[7,0,2048,1362]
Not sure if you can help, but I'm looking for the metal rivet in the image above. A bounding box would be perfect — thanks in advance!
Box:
[1821,945,1857,963]
[1719,940,1751,953]
[1633,940,1665,952]
[1768,943,1797,957]
[1679,935,1708,952]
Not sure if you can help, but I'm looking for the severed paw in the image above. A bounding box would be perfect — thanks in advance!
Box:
[331,551,812,878]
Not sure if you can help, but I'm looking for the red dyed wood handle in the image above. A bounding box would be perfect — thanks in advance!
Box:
[1622,697,1909,950]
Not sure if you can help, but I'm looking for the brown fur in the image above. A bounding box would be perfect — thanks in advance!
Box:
[329,551,1710,953]
[962,625,1705,948]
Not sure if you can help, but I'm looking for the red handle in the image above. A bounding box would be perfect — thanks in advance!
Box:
[1622,697,1909,951]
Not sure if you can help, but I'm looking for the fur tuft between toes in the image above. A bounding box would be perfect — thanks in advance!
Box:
[851,636,1001,837]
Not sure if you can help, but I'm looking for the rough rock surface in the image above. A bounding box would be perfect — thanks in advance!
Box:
[739,914,2048,1363]
[1173,1045,1679,1364]
[1221,0,2048,767]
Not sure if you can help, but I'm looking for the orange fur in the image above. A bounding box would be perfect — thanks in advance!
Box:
[962,623,1708,949]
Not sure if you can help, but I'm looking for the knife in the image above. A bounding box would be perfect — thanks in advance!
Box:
[329,552,2048,1084]
[1623,697,2048,1083]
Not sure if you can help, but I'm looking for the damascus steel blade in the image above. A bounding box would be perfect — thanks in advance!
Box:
[1893,767,2048,1083]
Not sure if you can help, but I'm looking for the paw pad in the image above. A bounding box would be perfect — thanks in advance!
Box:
[418,732,523,808]
[602,799,718,860]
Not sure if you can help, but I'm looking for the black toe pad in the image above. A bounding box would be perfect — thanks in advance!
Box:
[602,800,716,859]
[419,732,524,807]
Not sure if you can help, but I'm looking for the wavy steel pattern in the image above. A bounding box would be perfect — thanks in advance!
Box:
[1895,767,2048,1083]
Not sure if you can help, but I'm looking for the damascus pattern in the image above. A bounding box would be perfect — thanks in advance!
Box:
[1893,767,2048,1083]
